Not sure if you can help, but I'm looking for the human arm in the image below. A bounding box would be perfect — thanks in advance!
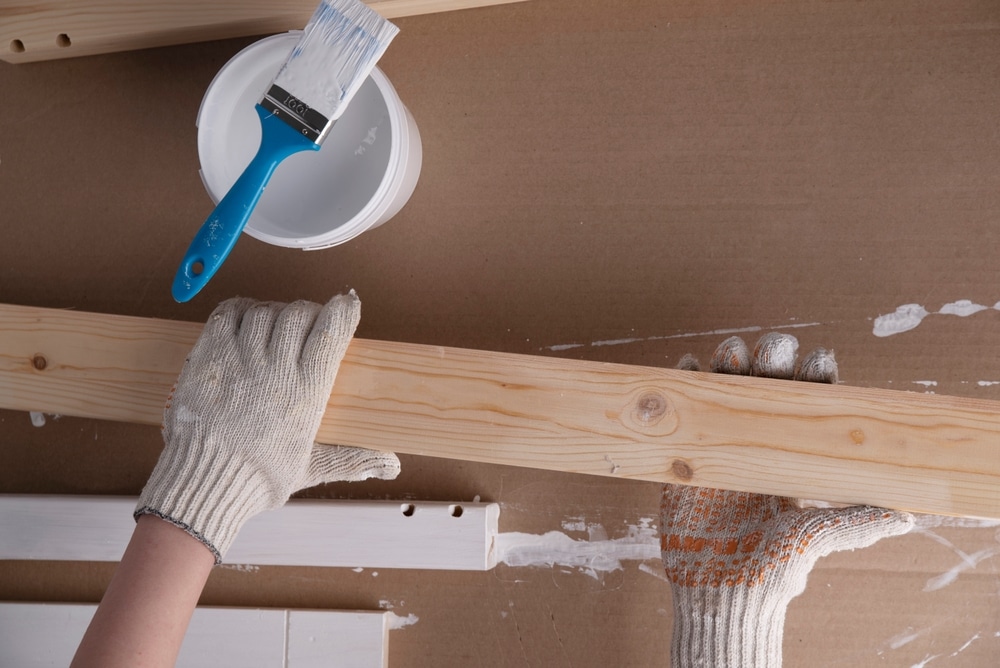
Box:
[71,294,400,666]
[71,515,215,668]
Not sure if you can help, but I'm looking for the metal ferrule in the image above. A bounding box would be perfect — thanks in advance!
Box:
[259,84,332,144]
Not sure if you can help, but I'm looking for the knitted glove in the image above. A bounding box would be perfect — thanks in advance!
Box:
[136,294,400,564]
[662,334,914,667]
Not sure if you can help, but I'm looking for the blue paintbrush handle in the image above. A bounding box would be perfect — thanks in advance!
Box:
[171,105,320,303]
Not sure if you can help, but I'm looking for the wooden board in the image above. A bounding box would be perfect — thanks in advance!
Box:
[0,603,389,667]
[2,304,1000,519]
[0,0,530,64]
[0,495,499,570]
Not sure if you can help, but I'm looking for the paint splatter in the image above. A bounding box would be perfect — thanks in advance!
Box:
[923,546,1000,592]
[887,626,929,650]
[219,563,260,573]
[387,613,419,629]
[496,518,659,580]
[638,562,669,582]
[541,297,999,354]
[560,518,588,532]
[542,321,821,352]
[914,515,1000,530]
[872,304,931,337]
[873,300,997,338]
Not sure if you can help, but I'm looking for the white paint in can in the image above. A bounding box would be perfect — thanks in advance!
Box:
[196,32,422,250]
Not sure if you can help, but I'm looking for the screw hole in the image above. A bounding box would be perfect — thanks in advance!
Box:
[449,504,464,518]
[10,39,25,53]
[400,503,415,517]
[56,33,71,48]
[191,260,205,276]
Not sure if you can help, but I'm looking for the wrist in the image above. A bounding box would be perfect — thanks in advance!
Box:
[670,584,786,668]
[136,432,275,564]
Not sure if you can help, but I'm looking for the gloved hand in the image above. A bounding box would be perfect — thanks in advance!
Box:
[135,293,400,564]
[662,334,914,667]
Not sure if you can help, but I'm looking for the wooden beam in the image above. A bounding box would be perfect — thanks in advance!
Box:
[2,303,1000,518]
[0,0,530,64]
[0,603,389,667]
[0,495,499,570]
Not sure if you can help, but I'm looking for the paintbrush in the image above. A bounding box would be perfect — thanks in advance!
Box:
[171,0,399,303]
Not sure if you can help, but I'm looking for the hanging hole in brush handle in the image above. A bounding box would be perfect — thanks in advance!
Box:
[171,106,320,303]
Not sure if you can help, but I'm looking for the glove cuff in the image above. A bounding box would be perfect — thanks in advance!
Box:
[669,584,787,668]
[135,433,268,564]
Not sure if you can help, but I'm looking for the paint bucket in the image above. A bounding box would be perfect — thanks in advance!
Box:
[195,32,421,250]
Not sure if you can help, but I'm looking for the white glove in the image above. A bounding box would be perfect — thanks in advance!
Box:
[663,334,914,667]
[136,293,400,563]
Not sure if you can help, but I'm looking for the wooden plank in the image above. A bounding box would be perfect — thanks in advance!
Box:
[0,603,389,667]
[0,0,530,64]
[0,495,499,570]
[2,303,1000,518]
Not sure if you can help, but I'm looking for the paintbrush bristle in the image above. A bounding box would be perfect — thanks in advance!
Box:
[264,0,399,141]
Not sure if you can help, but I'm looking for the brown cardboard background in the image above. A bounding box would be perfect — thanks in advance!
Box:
[2,0,1000,664]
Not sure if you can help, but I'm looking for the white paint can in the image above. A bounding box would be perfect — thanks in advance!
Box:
[196,32,422,250]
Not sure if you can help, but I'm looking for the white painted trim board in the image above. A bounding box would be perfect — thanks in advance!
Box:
[0,495,499,570]
[0,603,389,667]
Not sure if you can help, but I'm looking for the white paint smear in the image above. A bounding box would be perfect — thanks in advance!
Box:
[591,337,644,347]
[951,633,981,656]
[905,633,985,667]
[873,300,996,338]
[542,321,821,352]
[387,613,419,629]
[29,412,46,427]
[496,519,659,580]
[547,343,584,352]
[873,304,931,337]
[638,562,669,583]
[219,563,259,573]
[923,546,1000,592]
[914,515,1000,530]
[887,626,928,650]
[939,301,990,317]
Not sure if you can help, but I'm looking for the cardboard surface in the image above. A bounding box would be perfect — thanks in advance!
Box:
[2,0,1000,664]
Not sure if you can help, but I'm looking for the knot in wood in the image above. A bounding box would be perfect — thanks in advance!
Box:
[632,391,669,426]
[671,459,694,482]
[32,354,48,371]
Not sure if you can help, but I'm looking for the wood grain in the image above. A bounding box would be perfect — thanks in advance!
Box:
[0,0,530,64]
[3,303,1000,518]
[0,495,500,570]
[0,603,389,667]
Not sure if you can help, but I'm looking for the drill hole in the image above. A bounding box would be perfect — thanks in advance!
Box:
[400,503,415,517]
[56,33,71,48]
[449,504,464,518]
[10,39,25,53]
[190,260,205,276]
